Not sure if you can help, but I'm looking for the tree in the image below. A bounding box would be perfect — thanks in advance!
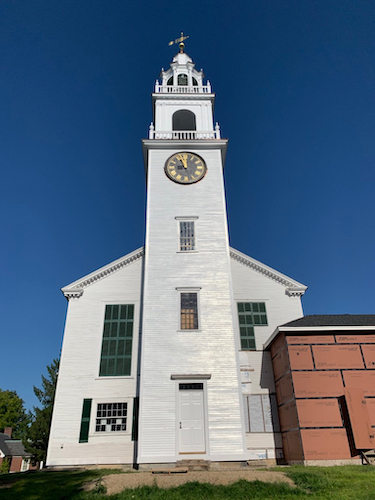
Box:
[0,389,29,439]
[25,358,59,464]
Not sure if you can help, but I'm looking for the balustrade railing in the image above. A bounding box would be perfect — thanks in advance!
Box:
[154,82,212,94]
[149,125,221,140]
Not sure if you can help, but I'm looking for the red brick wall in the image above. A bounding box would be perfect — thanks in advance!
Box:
[9,456,22,472]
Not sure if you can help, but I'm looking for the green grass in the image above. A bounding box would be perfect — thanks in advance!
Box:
[1,465,375,500]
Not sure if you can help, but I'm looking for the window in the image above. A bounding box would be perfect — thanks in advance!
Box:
[96,402,127,432]
[21,459,30,472]
[181,293,198,330]
[178,73,188,85]
[237,302,267,350]
[180,221,195,251]
[172,110,196,131]
[99,304,134,376]
[167,76,173,85]
[192,77,198,86]
[79,399,92,443]
[243,394,280,433]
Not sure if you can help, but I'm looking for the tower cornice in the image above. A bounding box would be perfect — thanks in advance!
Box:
[141,139,228,172]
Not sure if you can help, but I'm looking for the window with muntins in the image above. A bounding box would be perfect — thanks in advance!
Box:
[96,403,127,432]
[99,304,134,376]
[237,302,267,350]
[181,293,198,330]
[180,221,195,251]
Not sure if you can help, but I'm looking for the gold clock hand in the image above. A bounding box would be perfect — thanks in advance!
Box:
[177,154,187,168]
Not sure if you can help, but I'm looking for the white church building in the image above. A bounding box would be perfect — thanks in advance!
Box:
[47,44,306,468]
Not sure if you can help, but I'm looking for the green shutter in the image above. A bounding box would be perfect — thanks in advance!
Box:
[79,399,92,443]
[99,305,134,376]
[131,397,139,441]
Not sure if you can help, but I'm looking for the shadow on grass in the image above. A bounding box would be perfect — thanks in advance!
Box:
[0,469,108,500]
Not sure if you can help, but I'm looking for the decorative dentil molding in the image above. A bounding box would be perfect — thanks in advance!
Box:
[61,247,144,300]
[229,247,307,296]
[61,246,306,300]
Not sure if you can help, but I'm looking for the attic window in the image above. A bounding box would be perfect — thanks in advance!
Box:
[167,76,173,86]
[178,74,188,86]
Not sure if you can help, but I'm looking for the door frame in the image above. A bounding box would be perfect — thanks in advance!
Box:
[173,375,210,458]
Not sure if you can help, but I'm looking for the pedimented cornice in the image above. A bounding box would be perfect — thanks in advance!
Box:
[61,245,306,300]
[229,247,307,296]
[61,247,144,300]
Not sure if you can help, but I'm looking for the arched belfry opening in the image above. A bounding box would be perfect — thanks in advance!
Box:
[172,110,196,131]
[177,73,188,86]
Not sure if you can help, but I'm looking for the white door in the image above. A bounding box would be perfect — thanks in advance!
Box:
[178,383,205,453]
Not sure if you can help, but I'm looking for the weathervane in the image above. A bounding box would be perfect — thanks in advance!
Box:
[168,32,189,53]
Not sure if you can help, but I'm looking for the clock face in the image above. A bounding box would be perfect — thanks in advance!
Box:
[165,152,207,184]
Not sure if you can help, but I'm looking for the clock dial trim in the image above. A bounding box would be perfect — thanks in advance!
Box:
[164,152,207,184]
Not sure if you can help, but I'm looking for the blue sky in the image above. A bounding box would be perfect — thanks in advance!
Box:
[1,0,375,412]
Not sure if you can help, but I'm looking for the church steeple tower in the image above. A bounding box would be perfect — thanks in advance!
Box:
[138,49,247,464]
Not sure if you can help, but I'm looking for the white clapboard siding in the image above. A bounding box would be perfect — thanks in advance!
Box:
[246,432,283,450]
[139,146,247,463]
[47,256,143,466]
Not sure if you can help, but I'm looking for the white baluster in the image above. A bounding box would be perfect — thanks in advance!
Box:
[149,123,154,139]
[215,122,221,139]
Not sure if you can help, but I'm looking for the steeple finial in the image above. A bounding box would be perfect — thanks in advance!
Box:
[168,32,189,53]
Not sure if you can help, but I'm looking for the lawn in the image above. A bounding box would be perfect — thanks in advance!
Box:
[0,465,375,500]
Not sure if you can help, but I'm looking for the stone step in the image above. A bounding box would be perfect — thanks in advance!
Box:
[176,459,211,471]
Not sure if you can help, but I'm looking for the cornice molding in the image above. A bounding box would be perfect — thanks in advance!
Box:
[62,289,83,300]
[229,247,307,296]
[61,247,144,300]
[285,287,306,297]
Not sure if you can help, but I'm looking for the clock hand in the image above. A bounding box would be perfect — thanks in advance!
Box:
[178,154,188,168]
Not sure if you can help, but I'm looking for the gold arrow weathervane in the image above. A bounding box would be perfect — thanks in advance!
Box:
[168,32,189,53]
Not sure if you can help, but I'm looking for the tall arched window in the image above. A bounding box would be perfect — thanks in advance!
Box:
[172,110,196,131]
